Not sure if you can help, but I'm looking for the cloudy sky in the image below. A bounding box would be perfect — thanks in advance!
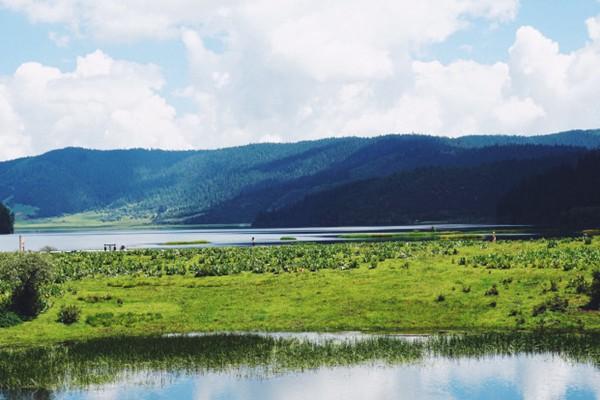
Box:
[0,0,599,160]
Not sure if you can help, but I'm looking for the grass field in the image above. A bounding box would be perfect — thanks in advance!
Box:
[1,238,599,347]
[15,211,250,232]
[14,211,154,231]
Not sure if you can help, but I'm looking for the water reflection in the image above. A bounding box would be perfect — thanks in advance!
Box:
[43,355,600,400]
[0,224,518,251]
[1,333,599,400]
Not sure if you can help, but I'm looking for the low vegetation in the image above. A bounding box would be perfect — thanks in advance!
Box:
[161,240,210,246]
[0,237,598,347]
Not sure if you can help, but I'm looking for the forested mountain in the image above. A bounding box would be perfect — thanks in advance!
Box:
[0,129,599,226]
[0,203,14,234]
[252,153,584,227]
[497,151,600,228]
[191,144,585,224]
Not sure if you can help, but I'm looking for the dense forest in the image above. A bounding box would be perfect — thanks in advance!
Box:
[0,203,14,234]
[252,153,583,227]
[0,129,599,227]
[497,151,600,228]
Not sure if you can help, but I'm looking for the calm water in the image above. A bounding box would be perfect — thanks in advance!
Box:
[50,355,599,400]
[1,224,514,251]
[1,333,599,400]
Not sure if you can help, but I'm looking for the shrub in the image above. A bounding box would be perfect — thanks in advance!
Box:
[547,295,569,312]
[0,311,22,328]
[461,286,471,293]
[567,275,589,294]
[0,253,55,318]
[57,305,81,325]
[584,236,593,245]
[533,295,569,316]
[501,278,513,286]
[435,294,445,302]
[584,270,600,310]
[484,285,499,296]
[369,257,378,270]
[39,246,57,253]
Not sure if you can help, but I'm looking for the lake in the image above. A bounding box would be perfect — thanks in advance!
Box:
[1,333,599,400]
[1,224,521,251]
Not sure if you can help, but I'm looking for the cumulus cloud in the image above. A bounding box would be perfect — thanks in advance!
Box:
[0,50,193,160]
[2,1,600,160]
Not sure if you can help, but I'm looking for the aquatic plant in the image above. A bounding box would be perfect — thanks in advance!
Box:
[1,333,599,391]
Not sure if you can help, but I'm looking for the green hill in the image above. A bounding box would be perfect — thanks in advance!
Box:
[0,129,599,226]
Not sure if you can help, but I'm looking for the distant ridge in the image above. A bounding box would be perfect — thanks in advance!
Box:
[0,129,599,226]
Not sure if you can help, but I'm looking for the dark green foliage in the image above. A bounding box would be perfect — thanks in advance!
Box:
[533,296,569,316]
[253,151,583,227]
[435,294,446,302]
[57,305,81,325]
[485,285,499,296]
[77,294,113,303]
[0,253,55,318]
[0,311,21,328]
[584,270,600,310]
[0,203,13,234]
[567,275,589,294]
[498,151,600,228]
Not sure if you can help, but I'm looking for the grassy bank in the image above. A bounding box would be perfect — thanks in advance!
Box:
[0,239,599,346]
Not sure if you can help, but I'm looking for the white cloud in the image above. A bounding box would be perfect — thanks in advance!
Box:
[0,50,193,160]
[2,2,600,160]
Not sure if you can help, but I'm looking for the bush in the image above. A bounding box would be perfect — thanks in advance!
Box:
[584,236,593,245]
[567,275,589,294]
[533,295,569,316]
[369,257,378,270]
[435,294,445,302]
[57,305,81,325]
[0,311,22,328]
[484,285,499,296]
[0,253,55,318]
[584,270,600,310]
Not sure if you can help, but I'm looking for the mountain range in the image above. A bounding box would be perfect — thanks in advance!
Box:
[1,129,600,228]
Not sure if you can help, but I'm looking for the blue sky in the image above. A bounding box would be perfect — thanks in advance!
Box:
[0,0,599,160]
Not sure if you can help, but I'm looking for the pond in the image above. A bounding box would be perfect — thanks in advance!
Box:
[1,333,599,400]
[0,224,525,252]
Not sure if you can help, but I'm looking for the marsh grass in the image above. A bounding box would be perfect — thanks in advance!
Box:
[1,333,599,391]
[161,240,211,246]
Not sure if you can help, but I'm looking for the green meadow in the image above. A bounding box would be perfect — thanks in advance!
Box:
[1,237,600,347]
